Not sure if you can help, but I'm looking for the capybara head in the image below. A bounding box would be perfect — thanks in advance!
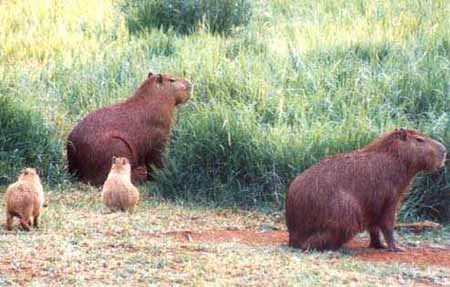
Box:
[365,128,447,172]
[18,168,40,181]
[111,156,131,174]
[147,72,192,105]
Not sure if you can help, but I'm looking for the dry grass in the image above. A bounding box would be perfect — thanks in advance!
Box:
[0,186,449,286]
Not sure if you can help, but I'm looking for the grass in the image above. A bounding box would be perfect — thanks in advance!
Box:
[0,189,449,286]
[0,96,64,185]
[124,0,252,35]
[0,0,449,223]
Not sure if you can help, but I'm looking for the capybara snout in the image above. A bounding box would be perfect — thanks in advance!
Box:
[436,141,447,169]
[400,130,447,172]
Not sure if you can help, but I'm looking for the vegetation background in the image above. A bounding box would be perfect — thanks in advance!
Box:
[0,0,449,222]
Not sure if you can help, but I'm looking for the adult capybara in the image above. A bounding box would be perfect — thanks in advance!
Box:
[102,157,139,212]
[67,72,191,186]
[4,168,45,231]
[286,128,447,251]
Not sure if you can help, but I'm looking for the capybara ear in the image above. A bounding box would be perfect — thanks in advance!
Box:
[148,72,153,78]
[112,156,117,165]
[157,74,163,84]
[35,168,40,176]
[398,128,407,141]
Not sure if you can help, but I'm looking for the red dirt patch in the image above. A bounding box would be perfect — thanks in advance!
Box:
[155,230,450,268]
[347,240,450,268]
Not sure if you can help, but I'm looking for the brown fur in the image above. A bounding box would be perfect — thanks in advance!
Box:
[4,168,45,231]
[286,128,447,251]
[67,73,191,186]
[102,157,140,212]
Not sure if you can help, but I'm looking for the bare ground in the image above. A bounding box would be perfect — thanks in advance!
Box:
[149,230,450,268]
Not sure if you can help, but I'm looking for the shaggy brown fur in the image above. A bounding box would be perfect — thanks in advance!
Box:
[286,128,447,251]
[67,73,191,186]
[4,168,45,231]
[102,157,139,212]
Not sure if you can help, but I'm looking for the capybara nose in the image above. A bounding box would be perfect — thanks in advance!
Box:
[438,143,447,168]
[441,152,447,167]
[186,81,192,91]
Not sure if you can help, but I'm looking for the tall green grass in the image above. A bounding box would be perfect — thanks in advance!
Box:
[0,95,64,184]
[124,0,252,35]
[0,0,449,221]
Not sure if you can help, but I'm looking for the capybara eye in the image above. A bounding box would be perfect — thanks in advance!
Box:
[169,79,175,83]
[415,137,425,143]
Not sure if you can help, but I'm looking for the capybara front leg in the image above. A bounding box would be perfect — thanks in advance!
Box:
[6,212,13,231]
[147,144,166,180]
[131,166,149,184]
[368,227,385,249]
[33,215,40,228]
[380,226,403,252]
[20,218,31,231]
[379,204,403,252]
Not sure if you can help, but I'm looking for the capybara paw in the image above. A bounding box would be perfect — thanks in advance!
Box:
[369,242,386,249]
[20,222,31,232]
[388,245,405,252]
[21,226,30,232]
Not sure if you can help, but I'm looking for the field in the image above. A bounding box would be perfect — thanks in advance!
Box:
[1,188,450,286]
[0,0,449,285]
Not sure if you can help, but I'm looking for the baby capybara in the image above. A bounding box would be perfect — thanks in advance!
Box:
[4,168,45,231]
[286,128,447,251]
[102,157,139,212]
[67,72,191,186]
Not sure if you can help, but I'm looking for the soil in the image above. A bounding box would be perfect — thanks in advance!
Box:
[154,230,450,268]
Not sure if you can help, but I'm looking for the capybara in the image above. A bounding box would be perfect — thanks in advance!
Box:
[4,168,45,231]
[102,157,139,212]
[67,72,191,186]
[286,128,447,251]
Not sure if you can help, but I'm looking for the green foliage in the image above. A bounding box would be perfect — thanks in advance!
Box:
[124,0,252,35]
[0,95,64,185]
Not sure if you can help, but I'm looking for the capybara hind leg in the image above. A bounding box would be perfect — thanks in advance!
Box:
[6,213,13,231]
[288,232,304,249]
[301,230,351,251]
[131,166,148,184]
[20,218,31,231]
[369,227,385,249]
